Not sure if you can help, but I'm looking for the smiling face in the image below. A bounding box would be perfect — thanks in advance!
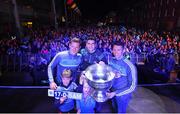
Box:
[112,45,124,60]
[69,38,81,55]
[61,69,72,86]
[69,41,80,55]
[62,77,72,86]
[86,39,96,53]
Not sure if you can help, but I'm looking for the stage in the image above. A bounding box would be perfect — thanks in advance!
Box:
[0,84,180,113]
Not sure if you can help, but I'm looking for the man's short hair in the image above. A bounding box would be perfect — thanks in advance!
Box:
[86,36,96,42]
[70,37,81,44]
[62,69,72,78]
[111,41,125,49]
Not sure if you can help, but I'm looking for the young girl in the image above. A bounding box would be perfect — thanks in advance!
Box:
[76,79,96,113]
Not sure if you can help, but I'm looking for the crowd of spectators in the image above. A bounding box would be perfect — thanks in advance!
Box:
[0,25,179,83]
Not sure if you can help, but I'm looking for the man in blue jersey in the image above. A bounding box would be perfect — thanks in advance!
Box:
[107,41,137,113]
[80,36,109,113]
[48,37,82,90]
[80,36,106,70]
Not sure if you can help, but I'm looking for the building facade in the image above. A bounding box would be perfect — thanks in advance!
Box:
[125,0,180,31]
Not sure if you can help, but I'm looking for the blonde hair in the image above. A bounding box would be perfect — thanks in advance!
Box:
[62,69,72,78]
[70,37,81,44]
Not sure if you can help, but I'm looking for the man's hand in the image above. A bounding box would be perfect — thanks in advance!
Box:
[60,96,67,104]
[77,109,81,114]
[50,82,57,90]
[106,92,116,99]
[98,61,105,65]
[79,71,86,85]
[115,71,121,78]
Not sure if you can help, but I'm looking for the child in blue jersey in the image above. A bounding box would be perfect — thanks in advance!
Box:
[76,76,96,113]
[54,69,77,113]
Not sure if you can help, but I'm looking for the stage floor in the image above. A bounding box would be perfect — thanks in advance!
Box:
[0,84,180,113]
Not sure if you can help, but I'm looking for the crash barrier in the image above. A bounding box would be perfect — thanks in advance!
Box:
[0,52,179,72]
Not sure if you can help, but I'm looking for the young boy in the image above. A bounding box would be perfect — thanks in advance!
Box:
[76,79,96,113]
[54,69,78,113]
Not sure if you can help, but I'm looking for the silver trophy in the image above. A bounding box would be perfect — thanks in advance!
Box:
[84,64,115,102]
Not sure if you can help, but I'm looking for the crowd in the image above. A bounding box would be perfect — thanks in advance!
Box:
[0,25,179,113]
[0,25,179,71]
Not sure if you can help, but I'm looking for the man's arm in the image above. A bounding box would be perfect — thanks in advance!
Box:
[48,53,61,89]
[115,59,137,96]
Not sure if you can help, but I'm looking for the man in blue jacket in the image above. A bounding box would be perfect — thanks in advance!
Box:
[80,36,106,70]
[107,41,137,113]
[48,37,82,90]
[80,36,107,112]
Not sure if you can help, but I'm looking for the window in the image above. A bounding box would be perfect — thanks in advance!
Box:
[172,8,175,16]
[165,10,167,16]
[157,21,159,28]
[160,0,163,6]
[159,11,161,17]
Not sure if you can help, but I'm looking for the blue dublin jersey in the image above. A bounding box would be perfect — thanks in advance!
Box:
[108,57,137,96]
[48,51,82,84]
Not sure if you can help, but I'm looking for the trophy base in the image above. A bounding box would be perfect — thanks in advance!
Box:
[92,90,108,102]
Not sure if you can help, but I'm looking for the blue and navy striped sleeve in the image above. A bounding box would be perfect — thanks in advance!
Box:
[115,59,137,96]
[48,52,61,83]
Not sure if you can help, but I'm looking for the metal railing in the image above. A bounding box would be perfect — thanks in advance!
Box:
[0,52,179,72]
[129,53,147,65]
[0,53,49,72]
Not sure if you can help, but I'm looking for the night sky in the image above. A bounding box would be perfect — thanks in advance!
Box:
[78,0,137,18]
